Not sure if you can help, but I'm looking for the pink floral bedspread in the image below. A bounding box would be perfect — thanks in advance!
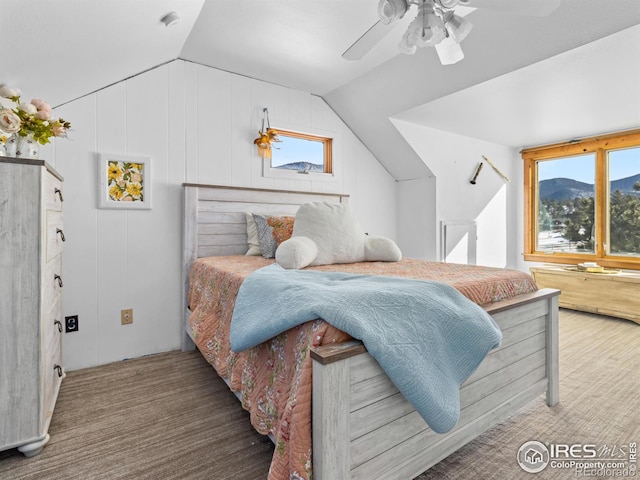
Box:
[187,256,537,480]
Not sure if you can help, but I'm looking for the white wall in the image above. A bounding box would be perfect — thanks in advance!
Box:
[44,60,396,371]
[391,119,521,269]
[396,177,437,260]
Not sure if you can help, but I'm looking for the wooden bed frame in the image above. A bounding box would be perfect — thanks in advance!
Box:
[182,183,560,480]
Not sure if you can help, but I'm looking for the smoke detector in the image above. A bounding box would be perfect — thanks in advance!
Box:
[161,12,181,28]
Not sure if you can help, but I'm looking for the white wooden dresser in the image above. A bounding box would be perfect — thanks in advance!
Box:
[0,157,66,457]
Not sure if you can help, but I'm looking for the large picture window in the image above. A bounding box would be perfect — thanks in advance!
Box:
[523,129,640,270]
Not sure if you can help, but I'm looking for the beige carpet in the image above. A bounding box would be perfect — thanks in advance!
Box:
[416,309,640,479]
[1,309,638,479]
[0,349,274,479]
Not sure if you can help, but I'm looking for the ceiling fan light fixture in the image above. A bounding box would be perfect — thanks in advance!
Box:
[398,29,418,54]
[411,2,446,47]
[377,0,409,24]
[444,12,473,42]
[437,0,460,8]
[392,0,466,62]
[434,35,465,64]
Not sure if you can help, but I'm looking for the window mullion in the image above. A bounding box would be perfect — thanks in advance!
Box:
[595,148,607,259]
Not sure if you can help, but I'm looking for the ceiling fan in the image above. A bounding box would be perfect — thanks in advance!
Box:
[342,0,562,65]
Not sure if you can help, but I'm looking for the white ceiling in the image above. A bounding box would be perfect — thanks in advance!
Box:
[180,0,403,96]
[1,0,205,108]
[395,25,640,149]
[2,0,640,180]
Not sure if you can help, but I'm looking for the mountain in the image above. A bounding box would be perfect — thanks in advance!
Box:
[275,161,324,172]
[539,178,594,201]
[611,173,640,193]
[540,173,640,201]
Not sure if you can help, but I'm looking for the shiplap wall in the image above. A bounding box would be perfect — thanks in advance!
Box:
[44,60,396,370]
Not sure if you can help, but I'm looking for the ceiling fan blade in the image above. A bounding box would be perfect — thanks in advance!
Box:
[461,0,561,17]
[342,20,391,61]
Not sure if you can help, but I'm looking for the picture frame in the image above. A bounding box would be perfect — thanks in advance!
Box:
[98,153,152,210]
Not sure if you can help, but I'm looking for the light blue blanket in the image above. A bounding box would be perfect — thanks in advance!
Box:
[230,263,502,433]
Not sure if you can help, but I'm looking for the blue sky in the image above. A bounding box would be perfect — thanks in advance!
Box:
[271,136,324,167]
[538,147,639,183]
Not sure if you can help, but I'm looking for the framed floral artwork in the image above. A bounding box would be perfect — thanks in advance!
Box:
[98,153,152,209]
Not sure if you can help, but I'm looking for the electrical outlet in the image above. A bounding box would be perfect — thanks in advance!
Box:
[65,315,79,332]
[121,308,133,325]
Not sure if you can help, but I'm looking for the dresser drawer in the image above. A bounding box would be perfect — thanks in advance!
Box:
[46,210,65,262]
[45,173,63,212]
[44,296,63,359]
[43,327,62,380]
[42,336,63,426]
[43,255,63,311]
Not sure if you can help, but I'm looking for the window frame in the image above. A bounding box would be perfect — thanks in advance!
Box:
[262,129,333,179]
[523,128,640,270]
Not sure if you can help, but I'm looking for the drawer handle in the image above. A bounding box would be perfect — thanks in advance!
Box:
[56,228,66,242]
[54,188,64,202]
[54,274,63,288]
[53,365,63,377]
[54,320,63,332]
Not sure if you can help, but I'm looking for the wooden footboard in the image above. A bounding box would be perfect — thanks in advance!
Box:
[311,288,559,480]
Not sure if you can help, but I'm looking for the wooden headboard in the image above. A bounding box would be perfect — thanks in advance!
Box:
[181,183,349,349]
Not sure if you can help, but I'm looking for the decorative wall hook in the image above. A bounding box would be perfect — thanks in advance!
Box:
[253,108,281,159]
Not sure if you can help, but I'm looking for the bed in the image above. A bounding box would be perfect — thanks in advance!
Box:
[181,183,560,480]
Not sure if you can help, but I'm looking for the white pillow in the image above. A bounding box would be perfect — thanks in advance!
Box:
[293,202,366,266]
[275,201,402,269]
[365,236,402,262]
[276,236,318,269]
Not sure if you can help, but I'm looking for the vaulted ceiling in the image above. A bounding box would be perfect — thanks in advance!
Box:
[3,0,639,180]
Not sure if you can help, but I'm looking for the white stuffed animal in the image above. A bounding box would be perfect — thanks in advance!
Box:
[275,202,402,269]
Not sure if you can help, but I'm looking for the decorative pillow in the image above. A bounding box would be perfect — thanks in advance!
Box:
[275,202,401,269]
[292,202,366,266]
[268,216,295,246]
[275,236,318,269]
[365,235,402,262]
[252,214,295,259]
[245,212,261,256]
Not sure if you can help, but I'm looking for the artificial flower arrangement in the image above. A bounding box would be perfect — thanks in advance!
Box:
[253,127,281,159]
[253,107,281,159]
[0,83,71,147]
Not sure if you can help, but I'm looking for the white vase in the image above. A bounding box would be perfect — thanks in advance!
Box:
[4,133,40,159]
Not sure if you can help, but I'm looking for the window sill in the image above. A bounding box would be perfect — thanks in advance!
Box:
[524,253,640,271]
[261,159,337,183]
